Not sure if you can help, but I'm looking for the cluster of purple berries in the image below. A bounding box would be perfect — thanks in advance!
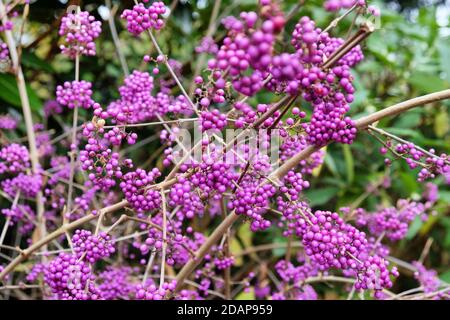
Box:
[268,53,304,94]
[275,259,319,284]
[199,110,228,132]
[72,229,116,263]
[169,178,204,219]
[0,114,17,130]
[228,177,277,231]
[43,100,63,118]
[120,168,162,213]
[135,280,177,300]
[107,70,159,125]
[355,199,427,241]
[381,142,449,181]
[0,143,30,174]
[80,117,132,191]
[1,204,35,234]
[43,252,102,300]
[207,7,283,97]
[324,0,366,11]
[121,1,166,36]
[1,172,43,198]
[293,209,398,297]
[56,81,94,109]
[59,10,102,58]
[214,255,235,270]
[412,261,441,295]
[279,170,310,201]
[290,16,362,145]
[0,42,9,61]
[280,134,325,175]
[189,155,238,197]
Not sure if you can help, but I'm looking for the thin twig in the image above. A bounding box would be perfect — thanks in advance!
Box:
[159,189,167,289]
[105,0,129,76]
[0,0,47,252]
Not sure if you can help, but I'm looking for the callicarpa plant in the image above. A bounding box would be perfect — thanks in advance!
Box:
[0,0,448,301]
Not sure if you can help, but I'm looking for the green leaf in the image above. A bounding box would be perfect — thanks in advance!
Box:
[235,289,255,300]
[406,216,423,240]
[444,229,450,249]
[21,51,54,73]
[393,111,422,129]
[418,7,438,45]
[0,74,42,113]
[437,39,450,82]
[384,127,421,139]
[342,144,354,184]
[324,152,340,178]
[439,191,450,203]
[434,110,449,138]
[304,187,339,207]
[439,270,450,284]
[408,72,447,94]
[272,236,287,257]
[399,172,419,195]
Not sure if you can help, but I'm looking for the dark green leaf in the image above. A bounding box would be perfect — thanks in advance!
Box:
[21,51,54,73]
[0,74,42,113]
[408,72,448,94]
[305,187,339,207]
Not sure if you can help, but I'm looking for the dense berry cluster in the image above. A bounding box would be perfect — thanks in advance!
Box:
[135,280,177,300]
[206,7,281,97]
[189,154,238,197]
[97,267,135,300]
[0,114,17,130]
[300,210,368,270]
[290,16,362,145]
[195,36,218,54]
[1,172,43,198]
[412,261,441,295]
[229,178,276,231]
[120,168,162,212]
[72,229,116,263]
[1,204,35,234]
[56,81,94,109]
[292,209,398,297]
[43,100,63,117]
[59,10,102,58]
[199,110,228,132]
[80,115,132,191]
[280,134,325,175]
[213,255,235,270]
[169,178,204,219]
[107,70,175,125]
[43,253,102,300]
[279,170,310,201]
[268,53,303,94]
[121,1,166,36]
[0,143,30,174]
[355,200,427,241]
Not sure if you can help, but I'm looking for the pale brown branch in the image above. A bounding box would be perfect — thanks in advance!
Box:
[0,200,128,281]
[0,0,47,252]
[174,89,450,292]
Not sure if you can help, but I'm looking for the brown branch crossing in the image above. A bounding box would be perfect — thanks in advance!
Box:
[1,90,449,285]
